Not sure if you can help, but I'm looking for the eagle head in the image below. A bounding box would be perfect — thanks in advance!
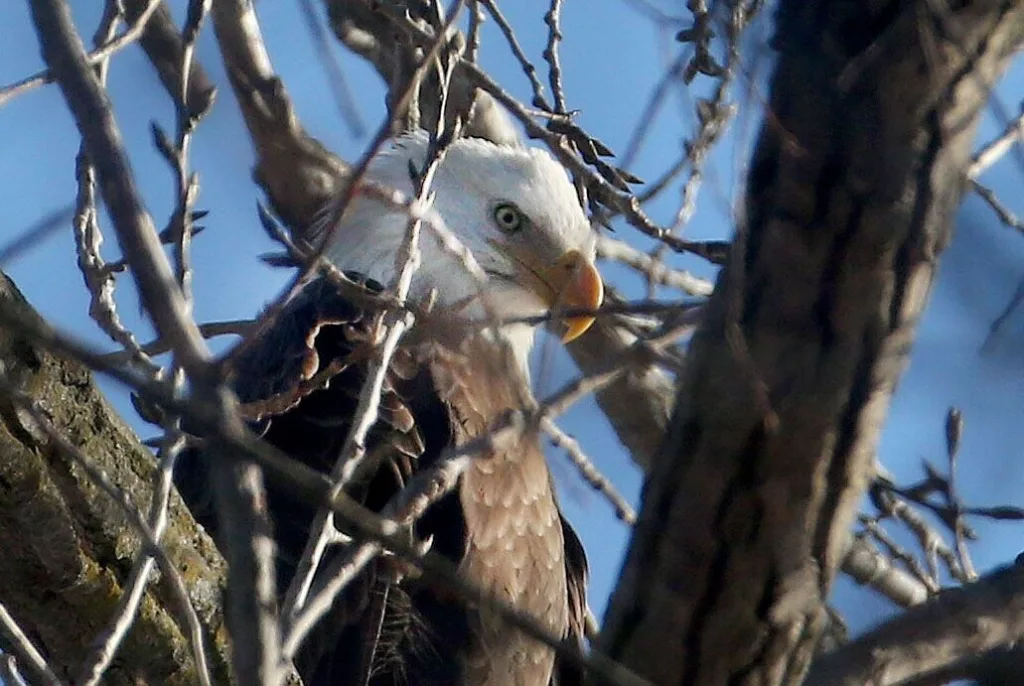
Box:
[323,132,604,365]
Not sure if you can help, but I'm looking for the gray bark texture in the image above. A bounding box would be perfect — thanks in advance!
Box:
[598,1,1024,685]
[0,273,233,685]
[2,0,1023,685]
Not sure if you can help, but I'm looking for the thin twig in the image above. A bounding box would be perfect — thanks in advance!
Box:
[598,235,714,296]
[296,0,366,137]
[73,148,156,373]
[478,0,550,110]
[282,55,464,634]
[466,0,483,64]
[542,0,568,114]
[0,655,31,686]
[118,319,255,360]
[366,10,716,258]
[161,0,215,312]
[0,0,162,107]
[211,440,291,686]
[537,310,700,419]
[542,418,636,524]
[283,444,482,658]
[942,408,977,581]
[972,180,1024,234]
[0,205,76,266]
[859,517,942,595]
[969,103,1024,178]
[619,51,687,171]
[73,2,156,374]
[32,0,211,374]
[0,602,63,686]
[71,11,167,684]
[147,428,214,686]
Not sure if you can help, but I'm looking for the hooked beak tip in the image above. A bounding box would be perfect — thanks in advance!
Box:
[547,250,604,343]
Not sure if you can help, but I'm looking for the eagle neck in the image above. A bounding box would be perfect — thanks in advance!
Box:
[501,322,537,383]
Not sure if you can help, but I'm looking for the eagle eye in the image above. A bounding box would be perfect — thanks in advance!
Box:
[493,202,525,234]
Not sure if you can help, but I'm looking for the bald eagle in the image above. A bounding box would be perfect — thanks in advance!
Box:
[175,132,602,685]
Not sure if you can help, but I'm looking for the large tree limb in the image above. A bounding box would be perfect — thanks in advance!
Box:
[210,0,347,232]
[806,563,1024,686]
[0,273,232,685]
[122,0,216,117]
[598,2,1024,684]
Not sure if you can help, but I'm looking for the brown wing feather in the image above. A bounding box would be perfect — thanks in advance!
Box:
[174,275,430,686]
[555,516,589,686]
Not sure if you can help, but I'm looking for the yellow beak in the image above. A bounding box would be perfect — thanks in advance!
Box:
[539,250,604,343]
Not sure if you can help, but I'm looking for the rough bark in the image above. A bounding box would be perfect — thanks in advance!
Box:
[0,273,232,685]
[598,2,1024,685]
[7,0,1024,684]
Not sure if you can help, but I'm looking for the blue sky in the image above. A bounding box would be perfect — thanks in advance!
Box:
[2,0,1023,641]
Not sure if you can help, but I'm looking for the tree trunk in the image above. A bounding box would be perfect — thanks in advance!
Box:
[598,2,1024,684]
[0,273,232,685]
[5,1,1024,684]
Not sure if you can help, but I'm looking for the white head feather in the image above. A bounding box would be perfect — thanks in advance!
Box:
[322,132,601,372]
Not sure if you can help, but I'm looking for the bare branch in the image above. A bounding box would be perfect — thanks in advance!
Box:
[542,417,637,525]
[542,0,568,114]
[968,101,1024,178]
[0,0,162,107]
[31,0,210,374]
[122,0,216,116]
[0,205,75,267]
[73,4,156,374]
[120,319,255,360]
[328,0,522,145]
[972,180,1024,234]
[0,602,63,686]
[597,235,714,296]
[210,446,291,686]
[478,0,550,111]
[842,537,930,609]
[295,0,366,137]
